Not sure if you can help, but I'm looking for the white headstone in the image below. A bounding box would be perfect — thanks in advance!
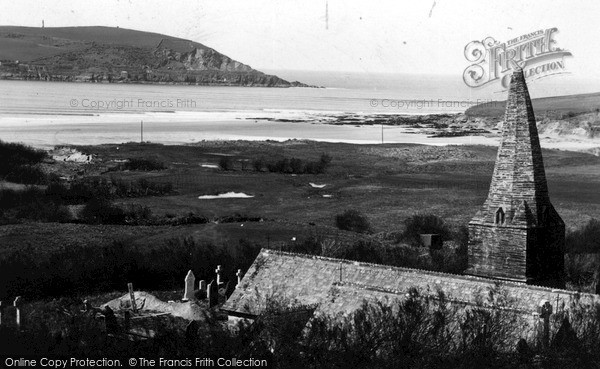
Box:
[13,296,22,328]
[183,270,195,301]
[215,265,223,285]
[236,269,243,286]
[207,281,217,307]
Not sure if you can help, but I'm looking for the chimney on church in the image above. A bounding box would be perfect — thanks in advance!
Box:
[466,68,565,288]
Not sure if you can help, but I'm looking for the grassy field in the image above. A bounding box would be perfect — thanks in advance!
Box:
[1,140,600,298]
[77,140,600,231]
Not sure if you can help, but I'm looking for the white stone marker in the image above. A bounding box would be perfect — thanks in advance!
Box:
[236,269,243,287]
[13,296,22,329]
[215,265,223,286]
[183,270,195,301]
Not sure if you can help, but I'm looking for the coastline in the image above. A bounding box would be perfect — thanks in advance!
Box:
[1,108,599,154]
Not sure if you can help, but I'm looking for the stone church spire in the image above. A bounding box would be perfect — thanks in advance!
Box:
[467,69,565,287]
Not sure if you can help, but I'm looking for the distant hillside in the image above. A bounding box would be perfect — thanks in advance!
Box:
[0,26,314,87]
[462,91,600,150]
[465,92,600,118]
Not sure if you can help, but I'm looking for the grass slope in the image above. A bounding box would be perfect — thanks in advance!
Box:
[466,91,600,118]
[0,26,210,62]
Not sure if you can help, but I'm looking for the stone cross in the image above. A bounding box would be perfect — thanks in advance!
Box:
[236,269,243,286]
[215,265,223,286]
[183,270,195,301]
[540,301,553,348]
[13,296,22,329]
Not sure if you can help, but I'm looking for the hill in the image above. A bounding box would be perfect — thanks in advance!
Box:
[465,91,600,118]
[461,91,600,151]
[0,26,313,87]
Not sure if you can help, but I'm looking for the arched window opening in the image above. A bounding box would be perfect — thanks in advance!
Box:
[495,207,505,225]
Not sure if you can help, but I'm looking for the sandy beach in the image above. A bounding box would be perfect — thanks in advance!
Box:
[2,110,600,153]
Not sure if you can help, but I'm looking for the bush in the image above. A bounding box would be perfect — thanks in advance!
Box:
[219,157,234,171]
[121,157,166,171]
[335,209,372,234]
[5,164,48,184]
[401,214,451,246]
[80,197,126,224]
[0,140,47,176]
[0,235,262,300]
[566,219,600,253]
[289,158,304,173]
[253,157,266,172]
[0,140,49,184]
[261,153,332,175]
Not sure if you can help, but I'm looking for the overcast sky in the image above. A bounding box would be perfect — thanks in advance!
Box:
[2,0,599,80]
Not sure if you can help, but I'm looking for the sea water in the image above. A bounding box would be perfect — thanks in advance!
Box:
[0,72,597,148]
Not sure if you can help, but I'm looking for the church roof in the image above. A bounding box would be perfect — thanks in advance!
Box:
[221,249,597,318]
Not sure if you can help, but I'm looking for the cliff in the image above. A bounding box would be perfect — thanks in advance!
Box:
[0,26,316,87]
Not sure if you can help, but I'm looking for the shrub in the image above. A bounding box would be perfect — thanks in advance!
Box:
[566,219,600,253]
[5,164,48,184]
[401,214,451,246]
[0,140,47,178]
[219,157,234,171]
[121,157,166,171]
[335,209,372,234]
[253,157,266,172]
[289,158,304,173]
[80,197,126,224]
[262,153,333,175]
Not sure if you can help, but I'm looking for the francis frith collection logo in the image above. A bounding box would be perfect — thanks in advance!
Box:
[463,27,572,88]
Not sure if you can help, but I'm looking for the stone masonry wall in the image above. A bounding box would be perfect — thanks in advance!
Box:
[468,69,565,287]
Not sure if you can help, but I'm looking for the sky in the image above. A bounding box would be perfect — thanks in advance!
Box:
[1,0,600,81]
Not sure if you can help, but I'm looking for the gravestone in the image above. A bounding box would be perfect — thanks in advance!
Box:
[540,301,553,348]
[183,270,195,301]
[208,280,218,307]
[13,296,22,329]
[215,265,223,286]
[198,280,207,299]
[103,306,119,334]
[236,269,243,286]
